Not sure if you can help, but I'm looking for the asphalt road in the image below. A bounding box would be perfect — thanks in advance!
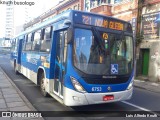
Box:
[0,53,160,120]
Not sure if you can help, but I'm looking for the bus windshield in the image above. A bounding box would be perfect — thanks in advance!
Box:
[73,28,133,75]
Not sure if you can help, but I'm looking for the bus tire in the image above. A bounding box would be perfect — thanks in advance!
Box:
[39,72,49,97]
[14,61,19,75]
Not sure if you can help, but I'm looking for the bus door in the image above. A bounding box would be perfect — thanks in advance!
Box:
[54,30,67,98]
[17,39,23,69]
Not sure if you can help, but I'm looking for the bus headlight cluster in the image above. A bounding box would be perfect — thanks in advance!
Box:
[70,76,86,93]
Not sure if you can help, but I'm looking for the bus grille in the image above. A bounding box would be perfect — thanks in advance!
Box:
[82,76,129,84]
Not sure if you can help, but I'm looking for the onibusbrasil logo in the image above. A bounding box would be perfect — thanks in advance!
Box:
[0,0,35,6]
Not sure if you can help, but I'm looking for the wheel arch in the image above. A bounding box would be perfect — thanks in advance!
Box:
[37,66,46,85]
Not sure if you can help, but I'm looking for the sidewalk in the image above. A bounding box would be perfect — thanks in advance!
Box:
[134,79,160,93]
[0,67,44,120]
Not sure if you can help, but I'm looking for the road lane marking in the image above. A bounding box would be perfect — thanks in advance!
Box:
[122,101,151,111]
[122,101,160,116]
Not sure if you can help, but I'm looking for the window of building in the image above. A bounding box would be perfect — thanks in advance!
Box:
[85,2,90,11]
[90,0,111,7]
[114,0,123,4]
[74,5,78,10]
[91,0,98,8]
[104,0,111,4]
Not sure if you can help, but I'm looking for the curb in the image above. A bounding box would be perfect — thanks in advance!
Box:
[134,80,160,94]
[134,85,160,94]
[0,67,37,111]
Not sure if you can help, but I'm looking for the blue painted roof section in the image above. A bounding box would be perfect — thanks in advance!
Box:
[15,10,131,38]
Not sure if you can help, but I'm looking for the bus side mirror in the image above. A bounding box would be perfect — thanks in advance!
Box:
[67,28,73,44]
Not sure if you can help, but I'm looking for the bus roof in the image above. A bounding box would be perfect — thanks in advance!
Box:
[14,10,132,38]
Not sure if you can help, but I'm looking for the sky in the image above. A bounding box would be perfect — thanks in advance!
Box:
[28,0,60,18]
[0,4,6,37]
[14,0,61,25]
[0,0,61,37]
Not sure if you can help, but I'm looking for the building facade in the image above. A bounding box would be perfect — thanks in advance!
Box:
[14,4,30,36]
[24,0,84,29]
[138,0,160,82]
[85,0,138,36]
[5,0,14,39]
[24,0,138,30]
[4,0,31,37]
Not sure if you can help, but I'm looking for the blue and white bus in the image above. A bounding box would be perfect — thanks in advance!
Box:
[11,10,134,106]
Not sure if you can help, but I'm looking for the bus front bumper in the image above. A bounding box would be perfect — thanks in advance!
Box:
[63,87,133,106]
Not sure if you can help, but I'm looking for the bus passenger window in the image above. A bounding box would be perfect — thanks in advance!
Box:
[56,32,63,63]
[25,33,32,51]
[63,31,67,65]
[32,30,41,51]
[23,35,27,51]
[11,39,17,51]
[40,26,52,52]
[22,36,26,51]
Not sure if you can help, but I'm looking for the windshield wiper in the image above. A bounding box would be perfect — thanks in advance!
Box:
[91,27,106,52]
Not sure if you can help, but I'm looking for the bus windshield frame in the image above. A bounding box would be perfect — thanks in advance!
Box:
[73,27,134,76]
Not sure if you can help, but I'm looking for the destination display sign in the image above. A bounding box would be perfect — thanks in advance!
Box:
[74,13,124,31]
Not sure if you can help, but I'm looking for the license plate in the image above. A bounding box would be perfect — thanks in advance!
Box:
[103,95,114,101]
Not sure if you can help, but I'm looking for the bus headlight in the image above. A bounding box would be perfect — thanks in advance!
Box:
[127,79,134,90]
[70,76,86,93]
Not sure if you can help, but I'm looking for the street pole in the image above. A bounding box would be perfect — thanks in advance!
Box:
[135,0,144,76]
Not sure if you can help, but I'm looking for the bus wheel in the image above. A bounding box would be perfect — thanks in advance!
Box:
[39,72,49,97]
[14,61,19,75]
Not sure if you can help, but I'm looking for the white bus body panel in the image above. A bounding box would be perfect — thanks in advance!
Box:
[63,87,133,106]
